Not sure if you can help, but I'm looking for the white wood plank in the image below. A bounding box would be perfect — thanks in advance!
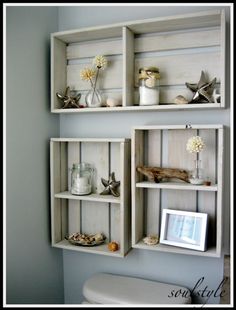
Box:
[146,130,161,236]
[54,239,124,257]
[51,141,62,243]
[81,201,109,237]
[60,142,68,238]
[68,200,80,234]
[198,129,217,248]
[134,29,220,53]
[55,191,120,203]
[136,181,218,191]
[81,142,109,238]
[220,10,226,108]
[110,142,121,244]
[132,130,144,244]
[123,27,134,106]
[216,128,224,255]
[68,142,81,235]
[51,37,67,110]
[119,142,131,255]
[134,52,220,87]
[67,59,122,91]
[164,129,197,212]
[67,38,122,59]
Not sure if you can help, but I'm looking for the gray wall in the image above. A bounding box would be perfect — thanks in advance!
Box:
[58,5,231,305]
[6,7,63,304]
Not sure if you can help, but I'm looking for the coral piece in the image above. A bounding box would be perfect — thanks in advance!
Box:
[137,166,189,183]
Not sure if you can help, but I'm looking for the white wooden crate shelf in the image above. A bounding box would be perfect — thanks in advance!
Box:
[132,124,224,257]
[51,9,225,112]
[50,138,131,257]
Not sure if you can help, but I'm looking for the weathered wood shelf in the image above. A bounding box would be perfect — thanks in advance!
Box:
[136,181,218,191]
[51,9,225,112]
[132,124,224,257]
[50,138,131,257]
[55,191,120,204]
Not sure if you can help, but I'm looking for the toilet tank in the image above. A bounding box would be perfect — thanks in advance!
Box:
[83,273,192,304]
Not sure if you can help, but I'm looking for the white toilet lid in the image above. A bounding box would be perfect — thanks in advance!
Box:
[83,273,192,304]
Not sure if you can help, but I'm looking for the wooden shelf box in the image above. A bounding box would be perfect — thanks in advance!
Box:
[51,9,225,113]
[50,138,131,257]
[131,125,224,257]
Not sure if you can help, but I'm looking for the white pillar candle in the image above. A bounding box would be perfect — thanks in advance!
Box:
[75,176,88,187]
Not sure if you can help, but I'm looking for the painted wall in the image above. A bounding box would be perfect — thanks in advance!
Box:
[6,7,64,304]
[58,5,231,305]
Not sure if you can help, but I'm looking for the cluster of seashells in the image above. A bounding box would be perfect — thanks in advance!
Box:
[68,232,105,245]
[143,235,159,245]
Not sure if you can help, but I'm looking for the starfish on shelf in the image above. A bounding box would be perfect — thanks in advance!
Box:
[100,172,120,197]
[185,71,217,103]
[56,86,81,109]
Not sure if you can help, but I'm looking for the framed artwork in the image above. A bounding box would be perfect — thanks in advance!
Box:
[160,209,208,251]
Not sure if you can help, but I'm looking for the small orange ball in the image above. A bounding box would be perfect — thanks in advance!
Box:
[108,241,119,252]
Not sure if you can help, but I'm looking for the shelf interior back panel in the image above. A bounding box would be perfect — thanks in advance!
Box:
[135,128,218,248]
[133,26,221,105]
[51,141,122,245]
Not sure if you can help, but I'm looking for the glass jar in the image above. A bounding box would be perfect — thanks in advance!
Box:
[138,67,160,106]
[189,159,204,185]
[70,163,93,195]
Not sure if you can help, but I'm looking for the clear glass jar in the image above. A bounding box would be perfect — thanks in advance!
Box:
[138,67,160,106]
[70,163,93,195]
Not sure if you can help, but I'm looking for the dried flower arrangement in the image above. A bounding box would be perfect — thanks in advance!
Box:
[186,136,205,153]
[80,55,108,107]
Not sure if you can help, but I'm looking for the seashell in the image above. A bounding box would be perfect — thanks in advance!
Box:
[173,95,189,105]
[143,235,159,245]
[94,233,104,242]
[108,241,119,251]
[106,98,121,107]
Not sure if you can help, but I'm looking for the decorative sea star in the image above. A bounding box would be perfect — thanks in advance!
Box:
[100,172,120,197]
[186,71,217,103]
[56,86,81,109]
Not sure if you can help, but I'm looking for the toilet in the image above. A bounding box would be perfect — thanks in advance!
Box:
[82,273,192,304]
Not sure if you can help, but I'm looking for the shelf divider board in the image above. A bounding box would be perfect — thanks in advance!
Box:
[123,27,134,107]
[120,142,131,255]
[51,37,67,110]
[50,141,62,243]
[132,130,144,245]
[55,191,120,203]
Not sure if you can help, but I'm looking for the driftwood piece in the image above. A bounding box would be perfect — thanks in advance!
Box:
[137,166,189,183]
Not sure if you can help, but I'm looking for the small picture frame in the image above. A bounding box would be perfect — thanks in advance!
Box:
[160,209,208,251]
